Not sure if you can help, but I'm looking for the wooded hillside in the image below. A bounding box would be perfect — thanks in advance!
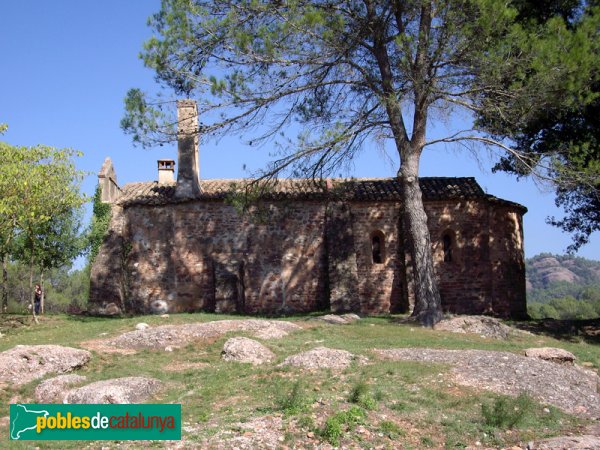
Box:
[526,254,600,319]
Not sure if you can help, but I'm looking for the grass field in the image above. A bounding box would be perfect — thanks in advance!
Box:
[1,313,597,448]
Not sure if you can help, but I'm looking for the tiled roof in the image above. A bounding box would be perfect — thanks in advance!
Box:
[115,177,525,211]
[116,179,329,206]
[339,177,485,201]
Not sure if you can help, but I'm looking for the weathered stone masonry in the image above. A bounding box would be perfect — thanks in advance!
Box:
[90,100,527,318]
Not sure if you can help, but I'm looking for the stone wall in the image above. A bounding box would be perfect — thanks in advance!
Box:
[90,195,526,317]
[349,202,407,315]
[326,202,360,312]
[425,199,494,315]
[489,204,527,318]
[89,206,128,311]
[120,200,329,314]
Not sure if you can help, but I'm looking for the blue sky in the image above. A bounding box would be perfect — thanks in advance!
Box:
[1,1,598,260]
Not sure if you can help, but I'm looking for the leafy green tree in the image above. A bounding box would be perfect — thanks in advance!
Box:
[3,260,89,313]
[549,296,583,319]
[122,0,591,325]
[41,265,90,313]
[13,206,85,313]
[475,1,600,252]
[580,286,600,302]
[0,142,86,315]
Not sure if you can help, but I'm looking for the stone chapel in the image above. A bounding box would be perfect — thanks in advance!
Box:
[89,100,527,318]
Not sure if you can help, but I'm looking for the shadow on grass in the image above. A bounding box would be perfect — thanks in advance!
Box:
[63,313,124,323]
[0,313,31,332]
[514,318,600,345]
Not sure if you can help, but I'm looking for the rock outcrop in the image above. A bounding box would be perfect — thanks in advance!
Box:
[532,435,600,449]
[64,377,162,404]
[0,345,91,386]
[313,313,361,325]
[35,374,87,403]
[376,348,600,418]
[280,347,367,370]
[525,347,576,366]
[106,319,301,350]
[434,315,515,339]
[221,337,275,365]
[530,256,581,285]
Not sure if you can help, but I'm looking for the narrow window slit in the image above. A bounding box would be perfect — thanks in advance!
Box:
[443,233,453,262]
[371,231,385,264]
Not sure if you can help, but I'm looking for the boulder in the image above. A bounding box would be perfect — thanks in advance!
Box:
[221,337,275,365]
[35,374,87,403]
[253,325,291,339]
[532,435,600,449]
[279,347,367,370]
[107,319,301,350]
[0,345,91,386]
[64,376,162,404]
[341,313,361,322]
[313,313,361,325]
[525,347,576,366]
[315,315,347,325]
[434,315,513,340]
[135,323,150,331]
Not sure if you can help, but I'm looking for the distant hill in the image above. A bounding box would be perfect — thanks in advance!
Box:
[527,253,600,290]
[526,254,600,319]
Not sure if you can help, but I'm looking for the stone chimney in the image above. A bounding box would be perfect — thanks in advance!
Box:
[174,99,201,198]
[157,159,175,184]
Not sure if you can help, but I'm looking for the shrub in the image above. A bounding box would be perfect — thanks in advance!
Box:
[379,420,404,439]
[277,380,310,415]
[320,406,366,446]
[481,393,534,429]
[297,415,315,430]
[349,380,377,410]
[321,415,343,446]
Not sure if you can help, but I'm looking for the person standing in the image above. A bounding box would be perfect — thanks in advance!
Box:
[34,284,43,315]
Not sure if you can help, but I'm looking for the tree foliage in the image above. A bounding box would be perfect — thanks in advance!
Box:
[13,206,85,276]
[0,142,87,312]
[3,261,89,314]
[0,144,86,246]
[475,1,600,251]
[122,0,594,324]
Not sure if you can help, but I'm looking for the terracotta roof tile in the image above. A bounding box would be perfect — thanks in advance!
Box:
[115,177,524,211]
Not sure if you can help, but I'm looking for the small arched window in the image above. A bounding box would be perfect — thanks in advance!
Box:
[371,231,385,264]
[442,233,453,262]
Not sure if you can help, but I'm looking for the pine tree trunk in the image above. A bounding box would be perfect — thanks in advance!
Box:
[1,253,7,313]
[401,150,443,327]
[368,1,442,327]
